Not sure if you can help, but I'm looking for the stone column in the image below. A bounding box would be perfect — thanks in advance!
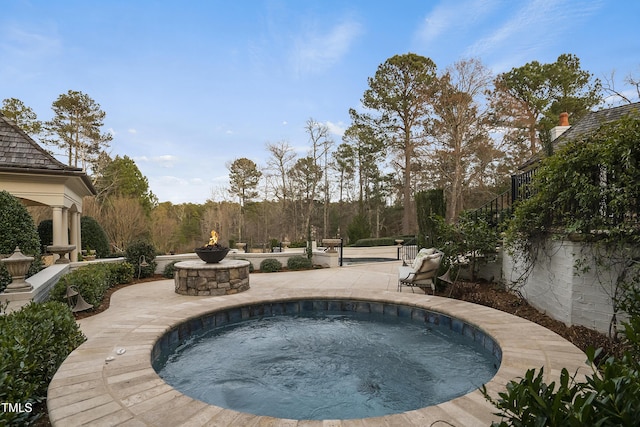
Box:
[61,208,69,245]
[76,212,82,262]
[52,207,63,245]
[69,211,80,262]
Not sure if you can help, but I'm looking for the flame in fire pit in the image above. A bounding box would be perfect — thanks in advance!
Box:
[207,230,219,246]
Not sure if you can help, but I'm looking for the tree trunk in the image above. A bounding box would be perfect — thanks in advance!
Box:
[403,139,412,234]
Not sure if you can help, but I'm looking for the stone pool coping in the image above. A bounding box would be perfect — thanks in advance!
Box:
[48,276,591,426]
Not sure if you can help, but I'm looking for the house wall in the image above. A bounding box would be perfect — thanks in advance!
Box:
[503,238,626,334]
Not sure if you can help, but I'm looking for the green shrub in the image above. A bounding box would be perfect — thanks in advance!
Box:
[163,261,178,278]
[269,238,280,250]
[125,240,157,278]
[37,219,53,251]
[81,216,110,258]
[484,349,640,427]
[0,301,85,426]
[288,240,307,248]
[0,267,10,293]
[50,265,109,308]
[260,258,282,272]
[287,255,312,270]
[352,237,395,247]
[105,262,135,285]
[49,262,133,308]
[0,191,42,292]
[485,259,640,426]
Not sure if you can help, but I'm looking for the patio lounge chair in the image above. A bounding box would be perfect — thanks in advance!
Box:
[397,249,443,294]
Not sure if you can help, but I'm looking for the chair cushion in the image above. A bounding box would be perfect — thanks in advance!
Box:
[398,265,413,281]
[421,256,441,273]
[411,248,438,270]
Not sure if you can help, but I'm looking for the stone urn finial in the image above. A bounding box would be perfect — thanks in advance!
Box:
[1,246,34,293]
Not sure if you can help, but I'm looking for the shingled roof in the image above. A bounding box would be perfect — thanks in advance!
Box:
[556,102,640,147]
[520,102,640,170]
[0,113,95,193]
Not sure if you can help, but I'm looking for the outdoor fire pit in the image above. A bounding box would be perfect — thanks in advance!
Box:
[175,230,249,296]
[194,230,229,263]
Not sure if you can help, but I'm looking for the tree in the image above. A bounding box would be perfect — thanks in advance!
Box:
[45,90,112,170]
[541,54,602,132]
[288,156,322,242]
[1,98,42,136]
[429,58,497,221]
[265,140,296,204]
[332,142,356,204]
[356,53,438,234]
[228,158,262,242]
[150,202,180,254]
[93,155,158,213]
[415,189,445,248]
[320,130,334,239]
[265,140,297,239]
[602,68,640,105]
[174,203,205,250]
[332,142,356,236]
[343,118,389,236]
[490,53,601,159]
[99,196,148,252]
[301,119,331,248]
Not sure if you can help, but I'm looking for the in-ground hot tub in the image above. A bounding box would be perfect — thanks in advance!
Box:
[46,279,591,426]
[152,298,501,420]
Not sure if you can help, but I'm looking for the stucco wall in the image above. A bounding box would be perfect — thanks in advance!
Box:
[503,239,627,334]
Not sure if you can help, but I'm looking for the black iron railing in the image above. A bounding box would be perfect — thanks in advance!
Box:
[471,190,513,227]
[511,168,537,203]
[396,237,418,263]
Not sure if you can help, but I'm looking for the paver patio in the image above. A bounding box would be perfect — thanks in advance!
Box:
[48,255,591,426]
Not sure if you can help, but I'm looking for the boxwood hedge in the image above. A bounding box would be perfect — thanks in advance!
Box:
[0,302,85,425]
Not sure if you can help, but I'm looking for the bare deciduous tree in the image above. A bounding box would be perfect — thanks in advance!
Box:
[429,58,496,222]
[99,196,148,252]
[602,68,640,105]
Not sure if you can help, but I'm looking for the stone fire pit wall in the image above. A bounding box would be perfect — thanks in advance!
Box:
[174,259,250,296]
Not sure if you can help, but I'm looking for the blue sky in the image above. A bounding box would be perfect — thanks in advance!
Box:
[2,0,639,204]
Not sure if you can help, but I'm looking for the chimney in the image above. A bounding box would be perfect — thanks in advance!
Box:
[550,112,570,141]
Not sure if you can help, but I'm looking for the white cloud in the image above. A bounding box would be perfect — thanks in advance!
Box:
[466,0,602,62]
[0,24,62,81]
[157,175,187,185]
[155,155,176,161]
[152,155,177,168]
[325,120,345,137]
[292,20,363,76]
[128,128,137,134]
[134,155,176,167]
[282,121,288,126]
[415,0,498,46]
[0,25,61,59]
[211,174,229,183]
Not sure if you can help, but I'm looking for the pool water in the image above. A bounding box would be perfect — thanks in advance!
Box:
[155,310,498,420]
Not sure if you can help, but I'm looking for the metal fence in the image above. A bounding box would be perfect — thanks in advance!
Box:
[471,189,513,227]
